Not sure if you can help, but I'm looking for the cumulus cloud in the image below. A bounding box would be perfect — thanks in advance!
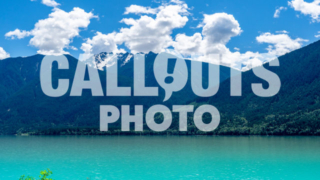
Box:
[5,29,31,39]
[42,0,60,7]
[6,7,97,55]
[198,13,242,59]
[274,6,287,18]
[31,0,60,7]
[173,12,242,57]
[238,33,307,70]
[315,31,320,38]
[81,1,254,69]
[79,0,307,71]
[289,0,320,22]
[173,13,244,67]
[0,47,10,60]
[117,1,189,53]
[82,0,189,55]
[200,13,242,45]
[173,12,306,70]
[124,5,158,14]
[256,32,308,56]
[81,32,124,55]
[171,33,202,56]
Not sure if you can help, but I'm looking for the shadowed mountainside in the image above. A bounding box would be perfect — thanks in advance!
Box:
[0,52,232,134]
[188,40,320,135]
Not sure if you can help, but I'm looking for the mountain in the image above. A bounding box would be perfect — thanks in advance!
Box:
[3,38,320,136]
[188,40,320,135]
[0,52,232,135]
[0,55,44,103]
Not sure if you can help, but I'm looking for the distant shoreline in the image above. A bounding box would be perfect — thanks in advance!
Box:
[11,127,320,136]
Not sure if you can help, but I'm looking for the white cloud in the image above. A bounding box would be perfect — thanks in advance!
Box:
[198,13,242,58]
[200,13,242,45]
[0,47,10,60]
[256,32,308,56]
[68,46,78,51]
[82,2,254,69]
[173,13,244,67]
[240,56,264,71]
[42,0,60,7]
[173,12,307,70]
[124,5,158,14]
[117,0,189,53]
[289,0,320,22]
[274,6,287,18]
[81,32,124,55]
[173,13,242,57]
[79,0,308,71]
[315,31,320,38]
[31,0,60,7]
[238,32,307,70]
[82,0,190,55]
[276,30,289,34]
[5,29,31,39]
[171,0,185,4]
[6,7,97,55]
[172,33,202,56]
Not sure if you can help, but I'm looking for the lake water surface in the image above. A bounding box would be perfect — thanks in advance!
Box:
[0,136,319,180]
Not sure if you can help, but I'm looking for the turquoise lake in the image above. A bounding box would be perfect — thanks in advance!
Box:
[0,136,320,180]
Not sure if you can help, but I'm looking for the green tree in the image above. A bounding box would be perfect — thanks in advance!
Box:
[19,169,53,180]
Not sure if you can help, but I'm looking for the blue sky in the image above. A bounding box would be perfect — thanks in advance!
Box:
[0,0,320,69]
